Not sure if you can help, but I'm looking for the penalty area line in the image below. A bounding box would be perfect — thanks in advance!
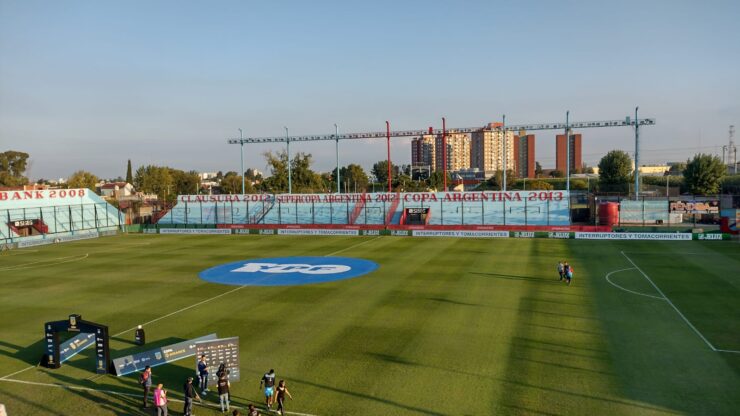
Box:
[324,236,383,257]
[0,377,319,416]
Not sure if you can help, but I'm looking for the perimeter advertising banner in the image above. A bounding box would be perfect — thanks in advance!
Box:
[575,232,692,240]
[159,229,231,235]
[112,333,218,376]
[412,230,509,238]
[195,337,240,383]
[277,229,359,236]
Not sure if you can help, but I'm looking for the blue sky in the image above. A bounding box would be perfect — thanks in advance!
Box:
[1,0,738,180]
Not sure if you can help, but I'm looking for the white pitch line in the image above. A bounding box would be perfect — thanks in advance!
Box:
[324,236,382,257]
[0,365,36,380]
[605,268,665,300]
[114,236,383,337]
[0,378,318,416]
[620,251,718,352]
[0,254,88,272]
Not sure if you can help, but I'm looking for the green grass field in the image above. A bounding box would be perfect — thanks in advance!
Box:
[0,234,739,416]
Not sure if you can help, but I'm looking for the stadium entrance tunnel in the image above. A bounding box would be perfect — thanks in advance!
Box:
[42,314,110,374]
[199,256,379,286]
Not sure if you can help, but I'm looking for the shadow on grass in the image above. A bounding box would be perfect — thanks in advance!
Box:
[469,271,563,285]
[426,297,482,307]
[0,338,46,365]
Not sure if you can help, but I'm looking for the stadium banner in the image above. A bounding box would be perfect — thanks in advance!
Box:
[412,230,509,238]
[0,188,90,203]
[694,233,728,240]
[195,337,241,383]
[16,231,100,248]
[512,231,535,238]
[159,228,231,235]
[575,232,692,240]
[112,333,218,376]
[143,227,158,234]
[276,229,360,236]
[59,332,96,363]
[177,190,568,204]
[669,200,720,214]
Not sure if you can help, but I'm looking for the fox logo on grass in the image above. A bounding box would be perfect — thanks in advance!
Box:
[232,262,351,274]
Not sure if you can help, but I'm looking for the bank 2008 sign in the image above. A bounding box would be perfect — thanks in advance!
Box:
[199,256,378,286]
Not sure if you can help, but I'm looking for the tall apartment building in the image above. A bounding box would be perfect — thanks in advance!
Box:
[435,132,471,171]
[411,135,436,169]
[556,133,582,173]
[513,134,536,178]
[470,128,515,173]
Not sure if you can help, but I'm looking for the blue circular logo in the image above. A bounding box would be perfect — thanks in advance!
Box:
[199,256,379,286]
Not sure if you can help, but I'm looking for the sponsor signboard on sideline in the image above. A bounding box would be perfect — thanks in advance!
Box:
[575,232,692,241]
[159,228,231,235]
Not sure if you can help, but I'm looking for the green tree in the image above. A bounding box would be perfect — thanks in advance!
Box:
[372,160,398,187]
[0,150,30,186]
[173,170,201,195]
[535,161,543,177]
[126,160,133,184]
[549,170,565,178]
[261,150,324,193]
[527,180,554,190]
[134,165,175,200]
[598,150,632,192]
[683,154,725,195]
[338,164,369,193]
[428,171,450,191]
[67,170,99,191]
[220,175,254,194]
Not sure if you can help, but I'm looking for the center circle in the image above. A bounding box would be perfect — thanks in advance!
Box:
[199,256,379,286]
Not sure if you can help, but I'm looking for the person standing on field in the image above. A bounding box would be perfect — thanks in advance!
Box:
[260,369,276,411]
[154,383,168,416]
[183,376,201,416]
[275,379,293,416]
[566,264,574,285]
[197,354,209,394]
[217,372,230,413]
[557,261,565,281]
[140,366,153,408]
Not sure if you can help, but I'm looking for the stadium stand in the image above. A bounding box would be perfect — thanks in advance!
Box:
[156,192,571,226]
[0,189,121,244]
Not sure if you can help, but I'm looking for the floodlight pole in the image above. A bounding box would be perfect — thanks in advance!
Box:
[634,106,640,200]
[502,114,507,192]
[239,128,245,195]
[335,123,340,193]
[442,117,447,191]
[565,111,570,193]
[285,126,291,194]
[386,121,392,192]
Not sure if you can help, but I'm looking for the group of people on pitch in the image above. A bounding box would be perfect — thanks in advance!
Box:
[140,356,291,416]
[557,260,574,285]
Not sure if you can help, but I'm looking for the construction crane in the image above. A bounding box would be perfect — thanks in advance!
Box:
[227,115,656,195]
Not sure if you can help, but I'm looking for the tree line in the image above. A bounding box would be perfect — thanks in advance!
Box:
[0,149,734,196]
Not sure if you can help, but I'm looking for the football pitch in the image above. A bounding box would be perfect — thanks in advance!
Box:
[0,234,738,416]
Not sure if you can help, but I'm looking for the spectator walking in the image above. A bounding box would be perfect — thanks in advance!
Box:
[154,383,168,416]
[217,372,230,413]
[140,366,152,408]
[183,376,201,416]
[557,261,565,280]
[566,264,574,285]
[275,380,293,416]
[260,369,276,411]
